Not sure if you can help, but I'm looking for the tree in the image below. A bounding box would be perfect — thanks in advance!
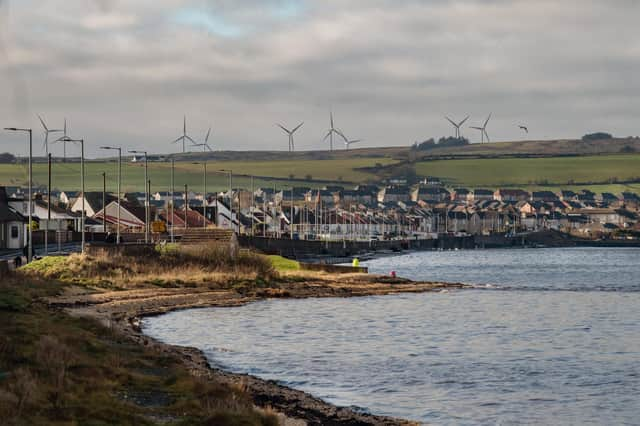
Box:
[0,152,16,163]
[582,132,613,141]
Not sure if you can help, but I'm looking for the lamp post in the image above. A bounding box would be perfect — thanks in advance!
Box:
[4,127,32,262]
[170,156,175,243]
[100,146,121,244]
[129,150,149,243]
[193,162,207,229]
[59,137,86,252]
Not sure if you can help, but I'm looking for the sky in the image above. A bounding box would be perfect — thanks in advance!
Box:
[0,0,639,157]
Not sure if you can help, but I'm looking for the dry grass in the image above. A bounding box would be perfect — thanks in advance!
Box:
[23,244,277,290]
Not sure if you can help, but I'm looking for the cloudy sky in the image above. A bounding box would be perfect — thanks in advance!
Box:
[0,0,638,157]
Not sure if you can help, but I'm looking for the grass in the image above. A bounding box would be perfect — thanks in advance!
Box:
[0,157,398,192]
[415,154,640,192]
[268,255,300,272]
[22,244,277,289]
[0,274,278,425]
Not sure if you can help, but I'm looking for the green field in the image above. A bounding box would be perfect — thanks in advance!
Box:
[0,157,397,192]
[415,154,640,193]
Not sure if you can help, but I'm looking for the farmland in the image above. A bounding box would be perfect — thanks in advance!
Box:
[0,157,398,192]
[415,154,640,192]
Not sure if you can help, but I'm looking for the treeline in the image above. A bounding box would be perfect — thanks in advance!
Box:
[582,132,613,141]
[0,153,16,163]
[412,136,470,151]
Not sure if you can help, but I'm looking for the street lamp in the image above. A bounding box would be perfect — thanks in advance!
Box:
[129,150,149,243]
[193,161,208,229]
[4,127,33,262]
[59,137,86,252]
[100,146,121,244]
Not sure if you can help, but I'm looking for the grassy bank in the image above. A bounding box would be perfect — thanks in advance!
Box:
[0,245,288,425]
[0,274,279,425]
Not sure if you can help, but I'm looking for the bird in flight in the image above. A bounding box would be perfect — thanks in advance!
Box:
[519,125,528,133]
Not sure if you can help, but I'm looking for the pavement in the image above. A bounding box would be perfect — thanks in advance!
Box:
[0,242,81,261]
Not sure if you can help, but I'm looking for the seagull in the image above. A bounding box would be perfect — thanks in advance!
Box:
[519,125,528,133]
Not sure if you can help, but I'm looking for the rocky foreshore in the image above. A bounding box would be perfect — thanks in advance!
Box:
[48,275,469,425]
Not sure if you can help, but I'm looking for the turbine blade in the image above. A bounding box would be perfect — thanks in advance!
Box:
[64,118,67,136]
[445,116,457,127]
[185,135,198,144]
[330,111,334,129]
[470,126,483,130]
[292,122,304,133]
[171,136,183,144]
[458,116,470,126]
[323,130,332,141]
[205,127,211,142]
[38,114,48,131]
[484,130,490,142]
[335,129,348,142]
[276,123,291,134]
[183,115,186,134]
[484,112,492,128]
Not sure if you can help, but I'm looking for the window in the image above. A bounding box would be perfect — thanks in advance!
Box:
[11,225,19,239]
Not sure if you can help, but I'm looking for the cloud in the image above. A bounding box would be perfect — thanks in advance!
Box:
[0,0,639,157]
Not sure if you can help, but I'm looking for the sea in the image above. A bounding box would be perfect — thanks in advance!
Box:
[142,247,640,425]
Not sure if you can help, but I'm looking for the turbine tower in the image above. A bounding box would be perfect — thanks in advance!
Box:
[171,115,197,153]
[470,113,492,143]
[323,111,347,151]
[276,122,304,152]
[445,115,469,139]
[38,115,62,156]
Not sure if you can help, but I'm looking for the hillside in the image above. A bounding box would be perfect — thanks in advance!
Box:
[414,137,640,159]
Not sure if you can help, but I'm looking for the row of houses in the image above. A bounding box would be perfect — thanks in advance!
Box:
[2,183,640,250]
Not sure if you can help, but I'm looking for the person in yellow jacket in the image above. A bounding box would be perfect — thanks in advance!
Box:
[352,258,360,267]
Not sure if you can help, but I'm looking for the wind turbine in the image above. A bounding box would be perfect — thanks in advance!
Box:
[323,111,347,151]
[445,115,469,139]
[171,115,197,153]
[519,125,529,134]
[196,126,214,152]
[53,118,71,162]
[470,113,492,143]
[343,138,362,150]
[276,122,304,152]
[38,114,62,156]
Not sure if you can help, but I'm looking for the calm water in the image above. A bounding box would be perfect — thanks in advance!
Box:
[143,248,640,424]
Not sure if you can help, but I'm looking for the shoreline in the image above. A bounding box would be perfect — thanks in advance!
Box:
[48,275,469,425]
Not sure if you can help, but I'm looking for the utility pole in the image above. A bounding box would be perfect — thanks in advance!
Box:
[170,157,175,243]
[203,162,207,228]
[184,184,188,230]
[102,172,106,234]
[100,146,122,244]
[148,179,152,239]
[251,175,254,237]
[129,150,149,243]
[5,128,33,262]
[46,153,51,255]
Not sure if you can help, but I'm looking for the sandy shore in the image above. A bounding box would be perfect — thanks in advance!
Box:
[47,274,468,426]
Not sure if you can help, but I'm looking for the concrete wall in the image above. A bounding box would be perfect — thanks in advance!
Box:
[238,235,475,260]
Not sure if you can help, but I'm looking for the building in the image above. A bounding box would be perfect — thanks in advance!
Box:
[0,187,27,249]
